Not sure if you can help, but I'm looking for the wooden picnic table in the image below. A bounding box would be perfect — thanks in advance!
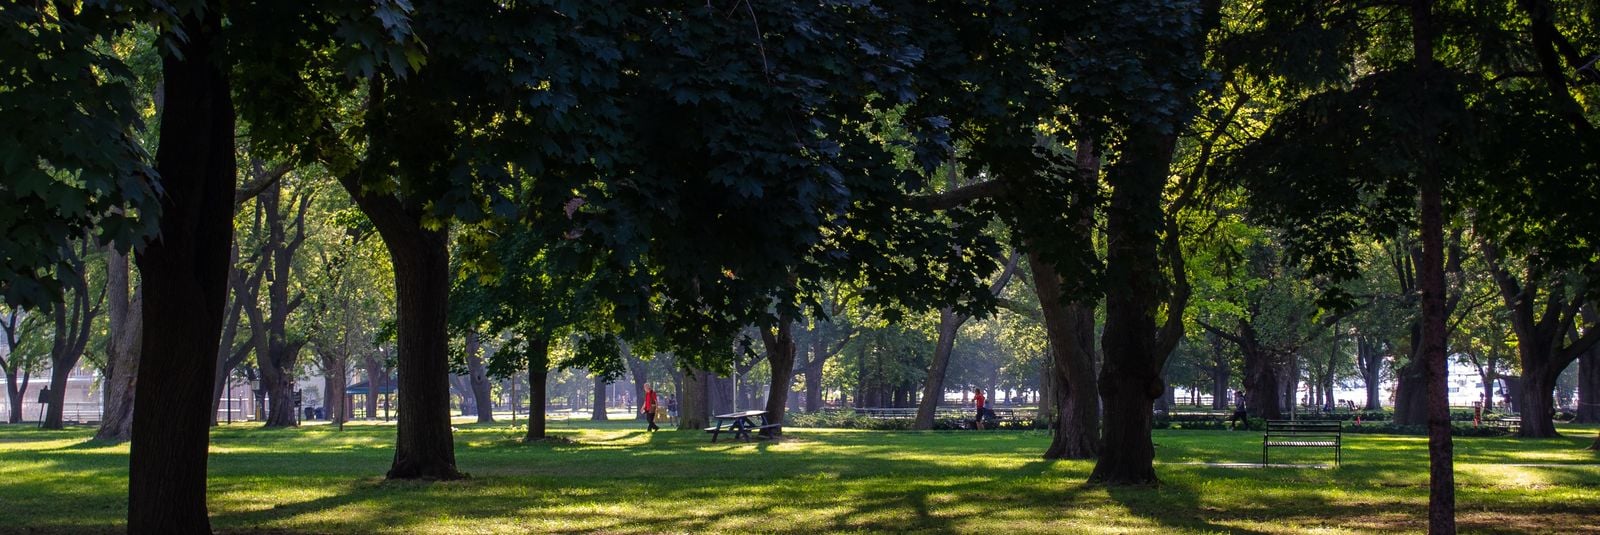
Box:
[705,410,780,442]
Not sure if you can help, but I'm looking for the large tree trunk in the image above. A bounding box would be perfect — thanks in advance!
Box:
[339,148,460,477]
[678,367,710,430]
[1577,346,1599,423]
[525,367,549,440]
[914,309,967,429]
[1283,352,1301,418]
[709,375,736,414]
[1357,337,1384,410]
[383,232,460,479]
[363,356,383,419]
[1035,254,1100,459]
[128,10,235,532]
[762,320,796,435]
[1410,3,1456,526]
[591,374,609,421]
[209,262,253,426]
[1089,128,1173,486]
[1236,324,1283,420]
[1210,333,1230,410]
[451,374,476,416]
[523,336,551,440]
[1519,363,1561,437]
[322,356,346,429]
[1417,136,1456,535]
[1393,358,1430,425]
[466,332,494,423]
[803,359,824,412]
[256,179,308,428]
[96,250,142,441]
[258,355,298,427]
[43,248,95,430]
[41,360,73,428]
[4,369,24,424]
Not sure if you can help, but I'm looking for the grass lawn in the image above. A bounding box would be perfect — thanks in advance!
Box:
[1,419,1596,534]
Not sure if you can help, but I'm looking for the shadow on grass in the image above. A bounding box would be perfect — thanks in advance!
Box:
[1104,480,1272,535]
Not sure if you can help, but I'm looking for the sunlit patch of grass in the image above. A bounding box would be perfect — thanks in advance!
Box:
[1,421,1598,533]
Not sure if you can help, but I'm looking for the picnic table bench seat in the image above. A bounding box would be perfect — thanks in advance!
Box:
[705,410,780,443]
[1263,420,1342,466]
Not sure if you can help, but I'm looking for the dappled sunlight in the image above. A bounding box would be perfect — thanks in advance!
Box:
[3,423,1599,532]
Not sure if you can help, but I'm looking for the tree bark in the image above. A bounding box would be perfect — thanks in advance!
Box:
[524,337,550,441]
[1210,332,1230,410]
[1577,345,1599,423]
[361,355,384,419]
[1357,337,1385,410]
[338,155,460,477]
[1393,357,1430,425]
[382,231,460,479]
[591,374,609,421]
[96,249,142,441]
[1418,138,1456,535]
[1410,1,1456,527]
[466,332,495,423]
[255,177,311,428]
[525,367,549,440]
[1,310,29,424]
[43,245,96,430]
[762,320,796,435]
[1035,253,1101,459]
[914,309,967,429]
[210,257,257,426]
[1089,128,1173,485]
[804,359,824,412]
[321,354,346,428]
[678,366,710,430]
[1481,244,1598,437]
[128,10,235,532]
[4,368,25,424]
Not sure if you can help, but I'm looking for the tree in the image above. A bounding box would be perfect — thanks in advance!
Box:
[793,288,861,412]
[248,164,315,428]
[38,242,101,429]
[912,251,1020,429]
[0,307,42,423]
[303,208,389,430]
[95,247,140,441]
[0,4,160,311]
[1480,242,1598,437]
[1222,0,1482,526]
[126,7,240,530]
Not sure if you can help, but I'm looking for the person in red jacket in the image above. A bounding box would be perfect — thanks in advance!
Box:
[642,385,660,432]
[974,388,988,430]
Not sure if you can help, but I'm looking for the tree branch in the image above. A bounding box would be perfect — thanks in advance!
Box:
[235,161,293,206]
[901,179,1007,211]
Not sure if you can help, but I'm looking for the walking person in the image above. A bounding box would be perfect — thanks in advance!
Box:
[974,388,988,430]
[1228,391,1249,431]
[642,385,660,432]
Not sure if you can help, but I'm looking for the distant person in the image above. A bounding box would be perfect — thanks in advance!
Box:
[667,396,679,420]
[1229,392,1248,431]
[642,385,660,432]
[974,388,989,430]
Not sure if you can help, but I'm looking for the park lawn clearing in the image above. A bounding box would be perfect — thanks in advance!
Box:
[0,421,1596,534]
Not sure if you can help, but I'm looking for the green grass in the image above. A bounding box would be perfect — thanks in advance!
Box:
[1,419,1597,534]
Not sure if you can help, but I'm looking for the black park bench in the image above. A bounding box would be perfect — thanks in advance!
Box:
[1263,420,1342,466]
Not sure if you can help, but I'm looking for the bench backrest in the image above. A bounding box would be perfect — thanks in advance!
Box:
[1265,420,1341,437]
